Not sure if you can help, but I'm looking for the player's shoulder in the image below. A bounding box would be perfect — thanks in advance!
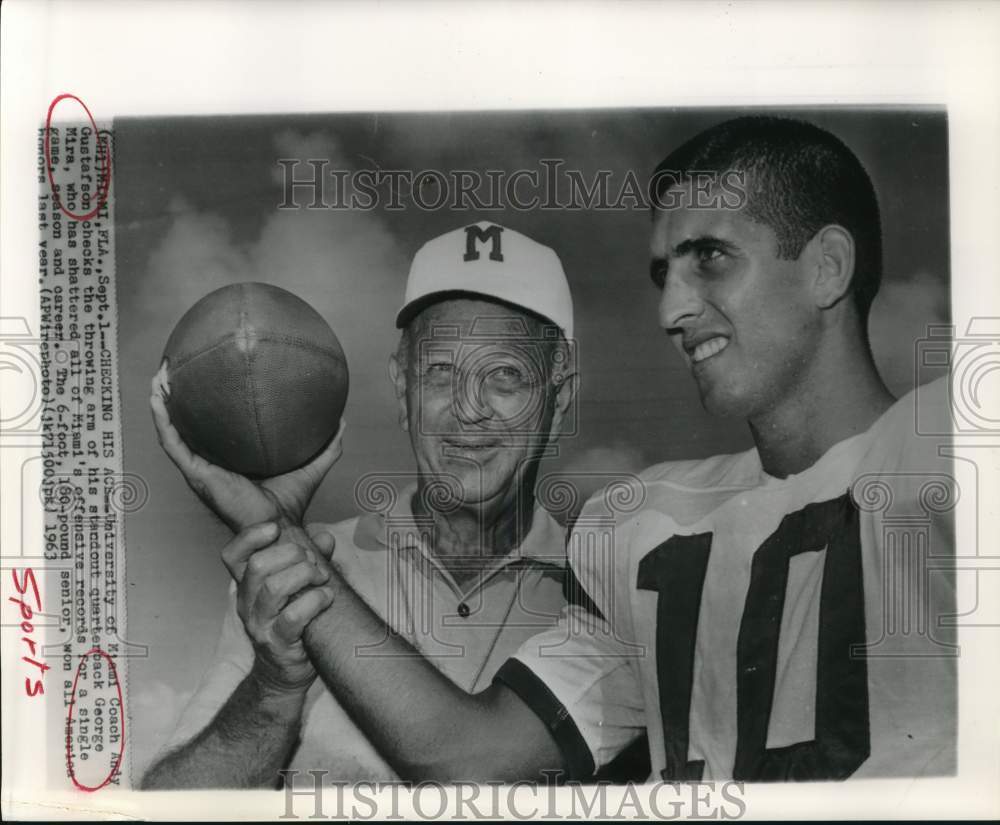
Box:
[567,451,759,608]
[878,375,949,430]
[638,450,760,524]
[866,376,952,467]
[574,449,758,528]
[637,449,759,491]
[852,376,956,523]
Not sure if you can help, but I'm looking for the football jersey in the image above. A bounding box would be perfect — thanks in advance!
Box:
[496,377,956,781]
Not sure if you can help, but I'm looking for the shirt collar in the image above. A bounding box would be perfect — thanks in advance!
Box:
[353,483,567,570]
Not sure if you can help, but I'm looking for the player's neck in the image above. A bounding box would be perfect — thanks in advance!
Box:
[749,333,895,479]
[413,482,535,584]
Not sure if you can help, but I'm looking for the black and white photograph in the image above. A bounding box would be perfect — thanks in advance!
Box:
[2,2,998,821]
[113,107,956,788]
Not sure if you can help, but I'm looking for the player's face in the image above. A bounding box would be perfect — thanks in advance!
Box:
[401,299,559,510]
[650,188,820,419]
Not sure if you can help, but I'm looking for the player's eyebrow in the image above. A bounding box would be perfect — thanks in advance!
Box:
[650,235,738,286]
[672,235,738,258]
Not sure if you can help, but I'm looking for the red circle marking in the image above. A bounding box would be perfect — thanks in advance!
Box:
[44,94,112,222]
[65,647,126,792]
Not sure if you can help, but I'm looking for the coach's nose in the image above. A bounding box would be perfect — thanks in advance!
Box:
[658,265,705,331]
[452,368,493,427]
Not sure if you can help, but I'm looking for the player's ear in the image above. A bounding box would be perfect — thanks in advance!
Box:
[811,224,856,310]
[387,353,409,431]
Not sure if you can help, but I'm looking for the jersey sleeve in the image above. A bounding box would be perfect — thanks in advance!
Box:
[493,607,646,780]
[493,485,648,780]
[161,581,254,752]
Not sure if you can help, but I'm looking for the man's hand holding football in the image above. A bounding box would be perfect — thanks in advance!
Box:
[150,367,344,534]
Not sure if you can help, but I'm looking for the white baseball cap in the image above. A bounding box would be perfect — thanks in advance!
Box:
[396,222,574,338]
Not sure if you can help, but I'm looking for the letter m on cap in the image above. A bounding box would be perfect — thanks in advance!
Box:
[464,224,504,262]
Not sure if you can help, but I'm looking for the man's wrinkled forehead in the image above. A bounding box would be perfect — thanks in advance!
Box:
[409,297,544,341]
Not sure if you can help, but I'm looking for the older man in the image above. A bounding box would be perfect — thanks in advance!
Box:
[141,222,580,787]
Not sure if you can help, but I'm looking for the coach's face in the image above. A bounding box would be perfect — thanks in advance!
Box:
[651,185,820,420]
[390,298,574,511]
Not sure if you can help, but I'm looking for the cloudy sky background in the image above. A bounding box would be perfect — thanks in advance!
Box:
[112,108,949,774]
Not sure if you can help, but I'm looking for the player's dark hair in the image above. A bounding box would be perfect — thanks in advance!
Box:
[649,116,883,324]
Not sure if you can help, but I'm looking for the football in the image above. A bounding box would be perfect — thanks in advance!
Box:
[161,282,349,478]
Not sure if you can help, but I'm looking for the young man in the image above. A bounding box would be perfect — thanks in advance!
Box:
[142,223,583,787]
[157,117,956,784]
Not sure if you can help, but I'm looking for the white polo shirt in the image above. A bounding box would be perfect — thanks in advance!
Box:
[164,487,569,781]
